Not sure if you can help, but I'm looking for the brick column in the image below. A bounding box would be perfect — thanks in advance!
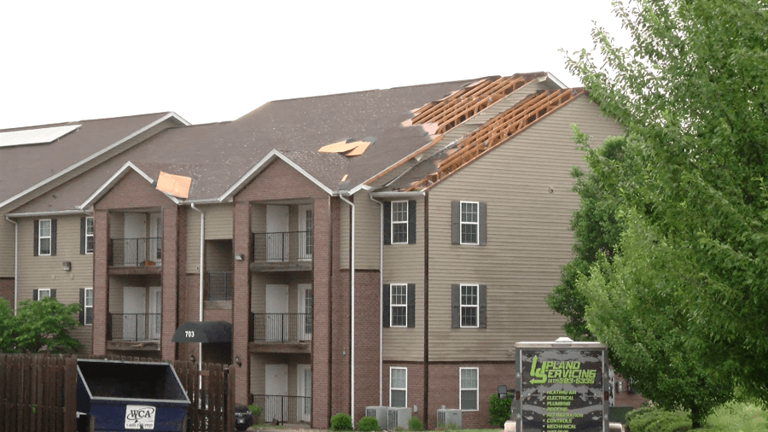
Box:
[232,200,252,404]
[92,209,109,356]
[161,206,179,361]
[313,197,333,428]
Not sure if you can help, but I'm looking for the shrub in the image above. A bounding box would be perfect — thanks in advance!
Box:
[488,392,513,426]
[247,404,261,420]
[330,413,353,431]
[408,415,423,431]
[357,416,379,431]
[626,407,691,432]
[438,422,459,431]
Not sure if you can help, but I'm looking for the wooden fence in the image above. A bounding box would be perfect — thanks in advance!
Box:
[0,353,234,432]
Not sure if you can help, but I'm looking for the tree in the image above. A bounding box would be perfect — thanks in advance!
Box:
[547,133,637,341]
[2,297,83,354]
[567,0,768,404]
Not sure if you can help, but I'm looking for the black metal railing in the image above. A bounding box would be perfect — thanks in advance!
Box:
[109,237,162,266]
[251,313,311,343]
[251,395,311,424]
[109,313,161,341]
[252,231,312,263]
[206,271,233,301]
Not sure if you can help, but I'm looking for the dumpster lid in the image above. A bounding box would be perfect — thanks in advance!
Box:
[172,320,232,343]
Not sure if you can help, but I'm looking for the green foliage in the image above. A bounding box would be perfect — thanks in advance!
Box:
[487,393,512,426]
[0,297,82,354]
[357,416,379,431]
[626,407,691,432]
[704,402,768,432]
[437,422,459,431]
[330,413,353,431]
[247,404,261,419]
[407,415,423,431]
[565,0,768,412]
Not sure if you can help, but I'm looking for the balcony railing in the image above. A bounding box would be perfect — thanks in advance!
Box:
[251,313,311,343]
[206,271,233,301]
[109,237,162,267]
[251,394,311,424]
[252,231,312,264]
[109,313,161,341]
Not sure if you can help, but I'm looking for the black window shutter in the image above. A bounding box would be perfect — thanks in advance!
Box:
[407,283,415,328]
[80,218,86,254]
[50,219,57,256]
[383,284,390,328]
[50,289,57,299]
[479,202,487,246]
[479,285,487,328]
[33,219,39,256]
[383,202,391,245]
[407,200,416,244]
[451,284,460,328]
[79,289,85,324]
[451,201,460,245]
[33,289,38,301]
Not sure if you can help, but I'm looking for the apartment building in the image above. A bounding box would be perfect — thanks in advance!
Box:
[0,73,623,429]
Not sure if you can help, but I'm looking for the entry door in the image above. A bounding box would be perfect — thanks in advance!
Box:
[297,364,312,423]
[265,364,288,423]
[148,287,162,340]
[124,213,147,265]
[298,284,312,341]
[266,285,289,341]
[298,205,313,261]
[149,213,162,264]
[123,287,146,340]
[266,205,289,261]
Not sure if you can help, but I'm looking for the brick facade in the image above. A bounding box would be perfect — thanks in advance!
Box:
[382,362,425,422]
[352,270,382,422]
[0,278,13,309]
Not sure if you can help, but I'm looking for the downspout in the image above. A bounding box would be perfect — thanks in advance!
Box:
[191,204,204,377]
[5,216,17,315]
[338,193,355,422]
[368,193,384,406]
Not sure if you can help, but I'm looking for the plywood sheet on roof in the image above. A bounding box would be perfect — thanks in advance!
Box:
[156,171,192,199]
[345,142,370,156]
[319,140,358,153]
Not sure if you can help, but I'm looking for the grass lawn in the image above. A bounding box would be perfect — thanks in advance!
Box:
[699,402,768,431]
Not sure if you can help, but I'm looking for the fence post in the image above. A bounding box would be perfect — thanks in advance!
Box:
[63,356,77,432]
[227,366,236,432]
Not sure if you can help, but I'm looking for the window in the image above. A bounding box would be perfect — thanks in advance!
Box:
[85,217,94,254]
[390,284,407,327]
[460,285,478,328]
[39,219,52,255]
[82,288,93,325]
[460,367,479,411]
[37,288,51,300]
[390,367,407,408]
[304,209,313,257]
[460,202,478,244]
[391,201,408,244]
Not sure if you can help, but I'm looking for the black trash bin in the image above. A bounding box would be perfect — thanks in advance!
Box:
[76,359,191,431]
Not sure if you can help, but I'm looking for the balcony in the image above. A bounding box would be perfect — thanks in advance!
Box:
[251,231,312,272]
[107,313,161,351]
[251,394,311,424]
[109,237,162,274]
[206,271,233,301]
[249,313,311,354]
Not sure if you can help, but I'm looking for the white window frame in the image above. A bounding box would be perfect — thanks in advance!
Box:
[390,284,408,328]
[37,288,51,300]
[85,217,94,254]
[460,201,479,245]
[390,367,407,408]
[459,367,479,411]
[84,287,93,325]
[460,284,479,328]
[391,201,409,244]
[39,219,52,256]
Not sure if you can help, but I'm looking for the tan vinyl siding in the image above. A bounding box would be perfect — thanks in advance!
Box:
[382,196,425,362]
[353,193,381,270]
[16,215,95,353]
[187,207,201,273]
[109,212,124,239]
[204,204,233,240]
[0,218,14,277]
[250,204,266,233]
[206,240,233,272]
[427,97,624,361]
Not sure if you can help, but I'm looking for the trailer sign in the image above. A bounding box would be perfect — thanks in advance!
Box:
[515,340,607,432]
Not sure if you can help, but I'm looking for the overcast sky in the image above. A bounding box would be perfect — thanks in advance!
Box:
[0,1,629,130]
